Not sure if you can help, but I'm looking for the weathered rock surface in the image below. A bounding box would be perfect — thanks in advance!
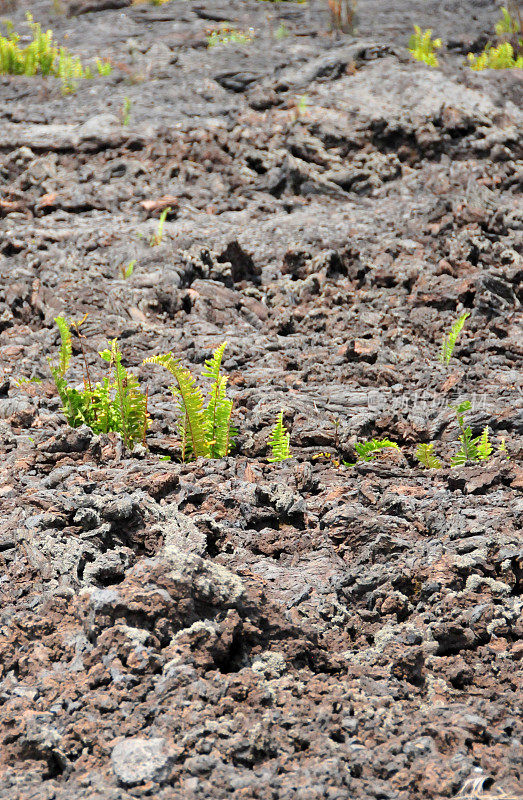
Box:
[0,0,521,798]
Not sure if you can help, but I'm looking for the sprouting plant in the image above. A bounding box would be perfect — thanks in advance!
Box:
[295,94,309,117]
[267,410,291,462]
[312,451,341,467]
[122,96,131,126]
[14,376,43,387]
[327,0,357,34]
[143,342,236,462]
[467,41,523,70]
[120,259,136,279]
[415,442,442,469]
[48,316,149,450]
[150,207,171,246]
[439,312,470,366]
[450,401,493,467]
[498,437,510,459]
[408,26,442,67]
[344,437,400,467]
[274,23,289,40]
[207,25,254,48]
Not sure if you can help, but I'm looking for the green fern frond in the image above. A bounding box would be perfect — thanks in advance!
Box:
[202,342,236,458]
[202,341,227,383]
[439,312,470,365]
[104,340,146,450]
[268,410,291,462]
[415,442,442,469]
[143,353,209,459]
[54,316,72,377]
[476,426,492,461]
[355,438,399,462]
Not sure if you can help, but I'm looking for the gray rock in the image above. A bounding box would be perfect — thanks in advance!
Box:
[111,737,173,786]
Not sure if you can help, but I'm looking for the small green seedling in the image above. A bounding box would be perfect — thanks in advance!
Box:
[439,312,470,366]
[408,26,442,67]
[150,207,171,247]
[207,25,254,48]
[295,94,309,118]
[14,376,42,387]
[275,23,289,40]
[268,410,291,462]
[122,96,131,126]
[498,437,510,459]
[120,259,136,279]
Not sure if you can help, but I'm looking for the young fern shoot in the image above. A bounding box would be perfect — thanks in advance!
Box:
[439,312,470,366]
[150,207,171,247]
[268,410,291,463]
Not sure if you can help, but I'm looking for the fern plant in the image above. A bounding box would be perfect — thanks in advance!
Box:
[143,342,235,461]
[450,401,493,467]
[408,26,442,67]
[48,317,148,449]
[415,442,442,469]
[439,312,470,366]
[267,410,291,462]
[344,438,400,467]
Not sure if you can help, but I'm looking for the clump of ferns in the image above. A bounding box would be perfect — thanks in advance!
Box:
[415,401,509,469]
[49,316,149,450]
[468,4,523,70]
[0,13,112,93]
[143,342,236,462]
